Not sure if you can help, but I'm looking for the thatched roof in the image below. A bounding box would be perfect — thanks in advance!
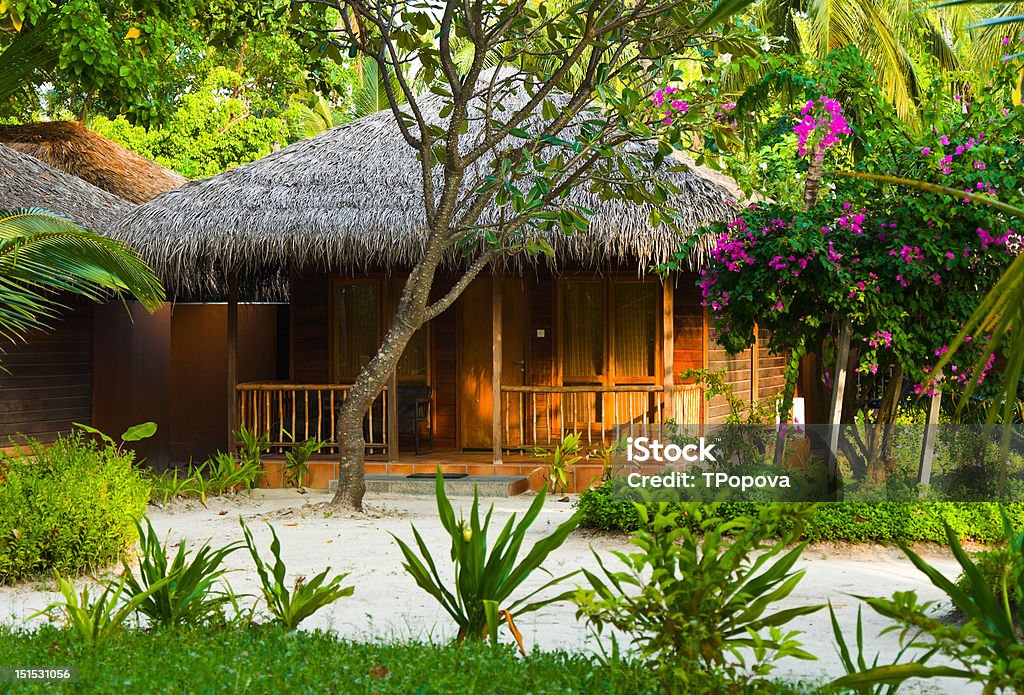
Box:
[115,74,740,295]
[0,144,134,231]
[0,121,187,204]
[0,144,283,302]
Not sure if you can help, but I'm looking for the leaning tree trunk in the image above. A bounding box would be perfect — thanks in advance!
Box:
[330,246,445,511]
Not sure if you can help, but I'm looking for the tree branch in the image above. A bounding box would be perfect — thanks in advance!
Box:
[424,249,497,320]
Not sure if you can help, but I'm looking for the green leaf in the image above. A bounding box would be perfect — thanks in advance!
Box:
[122,422,158,442]
[832,663,975,688]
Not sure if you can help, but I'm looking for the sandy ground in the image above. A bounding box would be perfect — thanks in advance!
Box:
[0,490,975,692]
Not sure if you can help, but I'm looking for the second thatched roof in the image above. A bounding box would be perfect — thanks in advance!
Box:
[115,73,741,295]
[0,144,134,230]
[0,121,187,204]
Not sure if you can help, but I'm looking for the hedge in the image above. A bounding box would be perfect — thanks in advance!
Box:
[576,482,1024,544]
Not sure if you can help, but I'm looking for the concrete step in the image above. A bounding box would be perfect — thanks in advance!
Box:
[330,474,529,497]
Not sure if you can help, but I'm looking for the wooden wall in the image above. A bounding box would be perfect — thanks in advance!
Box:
[757,327,788,402]
[0,300,94,446]
[290,268,330,383]
[93,302,172,465]
[430,276,458,451]
[94,301,282,469]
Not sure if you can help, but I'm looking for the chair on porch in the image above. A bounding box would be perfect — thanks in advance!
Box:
[397,384,433,455]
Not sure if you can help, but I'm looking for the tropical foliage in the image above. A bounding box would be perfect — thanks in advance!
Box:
[391,471,581,647]
[672,48,1023,436]
[0,209,163,345]
[573,503,821,691]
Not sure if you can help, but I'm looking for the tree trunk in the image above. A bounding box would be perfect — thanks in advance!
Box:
[803,145,825,211]
[330,250,444,511]
[866,365,903,483]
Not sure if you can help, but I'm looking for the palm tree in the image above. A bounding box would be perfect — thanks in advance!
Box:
[752,0,962,120]
[0,208,164,345]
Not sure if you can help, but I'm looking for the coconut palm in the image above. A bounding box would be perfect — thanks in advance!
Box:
[751,0,963,120]
[0,208,164,345]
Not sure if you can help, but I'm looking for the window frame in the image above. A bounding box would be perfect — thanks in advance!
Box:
[556,275,662,389]
[329,275,432,386]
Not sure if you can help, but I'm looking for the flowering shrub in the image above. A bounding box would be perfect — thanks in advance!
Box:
[666,48,1023,424]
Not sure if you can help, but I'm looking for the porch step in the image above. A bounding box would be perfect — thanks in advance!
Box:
[330,474,529,497]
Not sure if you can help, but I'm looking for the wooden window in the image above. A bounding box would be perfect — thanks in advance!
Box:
[559,277,660,386]
[558,277,661,427]
[612,282,658,382]
[397,326,429,381]
[560,281,604,383]
[333,276,430,384]
[333,280,380,382]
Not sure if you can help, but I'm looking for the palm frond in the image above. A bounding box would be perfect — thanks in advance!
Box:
[0,209,164,344]
[351,60,405,118]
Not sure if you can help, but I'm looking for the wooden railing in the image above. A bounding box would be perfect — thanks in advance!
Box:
[236,382,389,455]
[499,383,703,450]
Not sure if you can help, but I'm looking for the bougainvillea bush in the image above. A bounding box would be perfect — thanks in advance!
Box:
[659,47,1023,480]
[683,49,1021,406]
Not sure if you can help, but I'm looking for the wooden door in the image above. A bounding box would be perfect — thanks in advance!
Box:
[457,277,525,450]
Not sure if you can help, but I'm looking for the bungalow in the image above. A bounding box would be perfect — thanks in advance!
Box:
[112,85,789,490]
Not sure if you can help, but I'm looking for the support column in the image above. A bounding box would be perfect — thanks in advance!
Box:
[226,271,239,451]
[662,280,675,422]
[492,277,503,465]
[386,369,398,464]
[751,324,760,406]
[827,319,854,474]
[918,377,942,489]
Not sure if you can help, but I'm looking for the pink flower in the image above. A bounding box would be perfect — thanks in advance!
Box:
[921,147,931,155]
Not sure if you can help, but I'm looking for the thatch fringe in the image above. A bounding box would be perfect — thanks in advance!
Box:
[0,121,187,204]
[115,73,739,295]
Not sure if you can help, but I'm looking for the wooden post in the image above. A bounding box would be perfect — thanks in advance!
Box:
[827,319,854,474]
[386,369,398,464]
[918,377,942,489]
[226,271,239,451]
[701,305,709,430]
[662,280,675,423]
[751,324,759,406]
[492,277,503,465]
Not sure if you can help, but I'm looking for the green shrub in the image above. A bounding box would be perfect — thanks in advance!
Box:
[955,545,1018,608]
[573,503,821,692]
[241,519,353,629]
[392,470,581,645]
[832,513,1024,692]
[122,518,243,628]
[0,432,151,583]
[577,482,1024,544]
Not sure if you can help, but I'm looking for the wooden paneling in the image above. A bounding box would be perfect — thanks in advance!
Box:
[757,327,788,402]
[170,304,281,463]
[290,267,330,383]
[527,275,555,443]
[93,302,172,466]
[707,320,752,423]
[672,273,705,375]
[0,302,93,446]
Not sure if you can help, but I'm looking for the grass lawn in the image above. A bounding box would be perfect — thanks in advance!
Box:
[0,625,823,693]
